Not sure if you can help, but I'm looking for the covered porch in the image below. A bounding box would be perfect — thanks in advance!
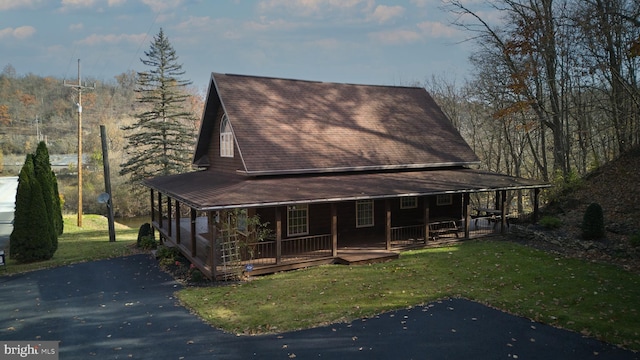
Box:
[149,187,542,280]
[143,168,549,280]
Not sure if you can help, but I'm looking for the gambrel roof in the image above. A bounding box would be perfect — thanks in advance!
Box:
[194,73,480,175]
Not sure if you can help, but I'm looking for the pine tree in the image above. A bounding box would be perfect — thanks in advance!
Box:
[120,28,197,185]
[10,154,54,262]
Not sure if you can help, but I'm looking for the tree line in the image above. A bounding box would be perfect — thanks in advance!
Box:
[434,0,639,187]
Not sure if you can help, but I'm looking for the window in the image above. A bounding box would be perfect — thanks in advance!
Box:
[356,200,374,227]
[436,194,453,206]
[287,204,308,236]
[400,197,418,209]
[220,114,233,158]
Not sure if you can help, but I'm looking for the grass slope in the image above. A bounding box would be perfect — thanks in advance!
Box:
[2,214,138,275]
[178,240,640,351]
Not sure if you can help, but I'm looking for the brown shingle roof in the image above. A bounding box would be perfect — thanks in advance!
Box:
[209,73,479,175]
[144,169,549,211]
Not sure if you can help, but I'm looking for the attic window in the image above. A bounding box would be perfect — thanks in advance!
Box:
[220,114,233,158]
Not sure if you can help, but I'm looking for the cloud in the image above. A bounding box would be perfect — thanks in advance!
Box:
[69,23,84,31]
[141,0,184,13]
[370,29,421,45]
[258,0,372,17]
[0,26,37,40]
[60,0,96,8]
[0,0,45,11]
[174,17,245,40]
[107,0,126,5]
[75,32,147,46]
[245,18,302,32]
[174,16,213,31]
[369,5,404,24]
[410,0,434,7]
[417,21,458,38]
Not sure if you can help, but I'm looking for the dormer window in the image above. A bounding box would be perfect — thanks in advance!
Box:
[220,114,233,158]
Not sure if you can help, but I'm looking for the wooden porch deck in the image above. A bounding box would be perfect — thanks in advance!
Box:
[152,217,503,280]
[335,249,399,265]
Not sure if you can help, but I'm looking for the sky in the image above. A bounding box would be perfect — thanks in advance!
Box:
[0,0,484,93]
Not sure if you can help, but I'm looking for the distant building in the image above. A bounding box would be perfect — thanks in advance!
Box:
[2,154,88,174]
[0,176,19,250]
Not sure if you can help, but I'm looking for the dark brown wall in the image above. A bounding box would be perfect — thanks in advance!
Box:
[254,195,464,240]
[428,194,463,220]
[206,108,245,174]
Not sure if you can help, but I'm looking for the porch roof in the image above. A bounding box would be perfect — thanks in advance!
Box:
[143,168,550,211]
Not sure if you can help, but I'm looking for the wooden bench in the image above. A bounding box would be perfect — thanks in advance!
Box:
[472,208,512,229]
[428,219,460,240]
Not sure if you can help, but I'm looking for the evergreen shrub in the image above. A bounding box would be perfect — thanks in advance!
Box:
[136,223,153,247]
[630,233,640,248]
[10,154,55,262]
[582,203,605,240]
[138,235,157,250]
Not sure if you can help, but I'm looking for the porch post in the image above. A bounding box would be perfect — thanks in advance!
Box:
[423,198,429,243]
[533,188,540,224]
[331,203,338,257]
[157,191,162,230]
[207,211,217,280]
[275,207,282,265]
[385,199,391,251]
[167,197,172,237]
[175,201,181,244]
[463,193,471,239]
[190,208,197,257]
[150,189,155,224]
[500,190,507,234]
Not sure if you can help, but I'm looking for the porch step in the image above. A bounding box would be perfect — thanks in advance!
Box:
[335,251,399,265]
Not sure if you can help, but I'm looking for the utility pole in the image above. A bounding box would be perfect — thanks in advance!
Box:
[100,125,116,242]
[64,59,95,227]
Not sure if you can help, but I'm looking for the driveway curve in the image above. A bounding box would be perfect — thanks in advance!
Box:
[0,254,636,359]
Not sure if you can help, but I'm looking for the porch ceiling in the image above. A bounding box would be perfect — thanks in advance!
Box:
[142,168,550,211]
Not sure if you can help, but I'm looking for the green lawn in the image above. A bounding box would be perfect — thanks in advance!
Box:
[2,214,138,275]
[178,240,640,351]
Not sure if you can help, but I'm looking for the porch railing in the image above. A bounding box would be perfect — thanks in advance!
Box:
[219,233,333,268]
[391,225,425,248]
[281,234,332,258]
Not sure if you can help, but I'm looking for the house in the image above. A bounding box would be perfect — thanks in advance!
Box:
[143,73,550,280]
[0,177,19,253]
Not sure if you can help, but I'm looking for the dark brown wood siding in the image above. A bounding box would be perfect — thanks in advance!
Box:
[256,204,332,239]
[334,200,385,240]
[254,195,462,243]
[428,194,463,219]
[391,197,425,227]
[206,108,245,174]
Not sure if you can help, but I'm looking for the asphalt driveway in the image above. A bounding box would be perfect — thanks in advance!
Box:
[0,254,637,359]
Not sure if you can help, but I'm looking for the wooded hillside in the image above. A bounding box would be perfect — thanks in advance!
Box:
[0,67,203,216]
[432,0,639,190]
